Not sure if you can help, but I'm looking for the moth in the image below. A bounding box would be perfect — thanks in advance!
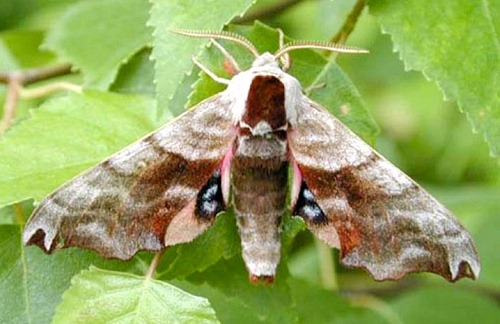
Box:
[23,30,480,283]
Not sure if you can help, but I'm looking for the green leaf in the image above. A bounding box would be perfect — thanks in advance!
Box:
[172,280,263,324]
[158,212,240,280]
[0,90,156,207]
[186,257,297,323]
[305,61,379,144]
[53,267,219,324]
[0,224,141,324]
[149,0,255,118]
[111,48,155,96]
[289,279,386,324]
[44,0,153,89]
[369,0,500,155]
[390,287,500,324]
[0,199,33,224]
[471,208,500,289]
[0,30,55,71]
[426,185,500,288]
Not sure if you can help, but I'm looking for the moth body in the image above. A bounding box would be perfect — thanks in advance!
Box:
[23,32,480,284]
[227,70,293,281]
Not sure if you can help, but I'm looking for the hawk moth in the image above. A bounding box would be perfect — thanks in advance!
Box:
[23,30,480,283]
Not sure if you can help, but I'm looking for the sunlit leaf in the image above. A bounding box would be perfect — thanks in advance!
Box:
[53,267,219,323]
[44,0,152,89]
[0,90,156,207]
[149,0,255,118]
[0,225,141,324]
[370,0,500,155]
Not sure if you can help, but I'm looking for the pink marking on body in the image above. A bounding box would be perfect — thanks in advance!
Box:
[288,149,303,210]
[220,141,235,206]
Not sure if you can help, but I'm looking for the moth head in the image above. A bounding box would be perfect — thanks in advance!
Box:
[171,29,368,135]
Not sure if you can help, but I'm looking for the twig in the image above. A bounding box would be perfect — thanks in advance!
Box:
[331,0,366,45]
[232,0,305,24]
[0,64,72,85]
[0,75,22,133]
[0,64,74,133]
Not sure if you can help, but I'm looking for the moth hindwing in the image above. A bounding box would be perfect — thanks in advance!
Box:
[23,30,480,284]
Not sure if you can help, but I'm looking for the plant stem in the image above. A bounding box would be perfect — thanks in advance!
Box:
[0,75,22,133]
[0,64,74,133]
[145,250,165,280]
[13,202,25,225]
[315,238,338,291]
[332,0,367,45]
[0,64,72,85]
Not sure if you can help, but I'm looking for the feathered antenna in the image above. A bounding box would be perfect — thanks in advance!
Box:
[274,40,368,60]
[170,29,260,58]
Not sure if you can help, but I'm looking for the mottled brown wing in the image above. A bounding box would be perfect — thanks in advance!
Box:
[288,98,480,281]
[23,94,236,259]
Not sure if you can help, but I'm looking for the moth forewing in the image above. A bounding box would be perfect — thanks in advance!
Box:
[23,93,237,259]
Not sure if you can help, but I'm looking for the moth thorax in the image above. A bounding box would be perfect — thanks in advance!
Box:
[242,75,286,135]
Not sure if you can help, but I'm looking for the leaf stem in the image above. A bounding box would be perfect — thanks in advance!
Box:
[145,250,165,280]
[315,238,338,291]
[20,82,82,99]
[331,0,367,45]
[13,202,25,225]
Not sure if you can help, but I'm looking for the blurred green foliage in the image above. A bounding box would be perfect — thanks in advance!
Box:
[0,0,498,323]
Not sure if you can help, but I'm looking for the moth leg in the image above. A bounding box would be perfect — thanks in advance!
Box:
[192,56,230,85]
[210,39,241,75]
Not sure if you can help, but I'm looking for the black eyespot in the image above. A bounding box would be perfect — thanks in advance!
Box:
[294,182,327,224]
[195,170,225,219]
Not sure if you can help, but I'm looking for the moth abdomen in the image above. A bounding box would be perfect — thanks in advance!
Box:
[231,134,288,282]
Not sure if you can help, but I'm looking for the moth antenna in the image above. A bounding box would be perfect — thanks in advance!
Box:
[171,29,260,58]
[274,40,368,60]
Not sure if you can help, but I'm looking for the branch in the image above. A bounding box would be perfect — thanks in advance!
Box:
[332,0,367,45]
[0,64,75,133]
[0,75,22,133]
[0,63,72,85]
